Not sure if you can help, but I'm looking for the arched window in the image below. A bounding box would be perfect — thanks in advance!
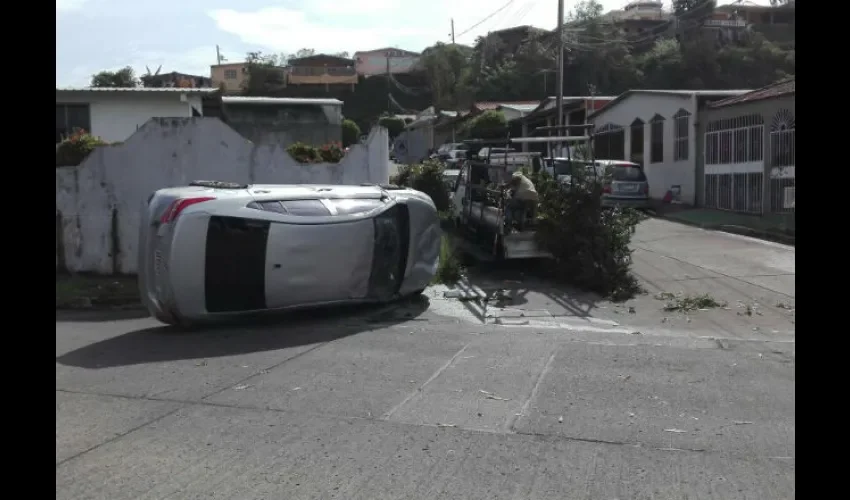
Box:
[649,114,665,163]
[630,118,644,164]
[673,109,691,161]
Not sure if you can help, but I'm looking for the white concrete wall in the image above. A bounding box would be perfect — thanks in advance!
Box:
[57,91,203,143]
[590,93,698,205]
[56,117,390,274]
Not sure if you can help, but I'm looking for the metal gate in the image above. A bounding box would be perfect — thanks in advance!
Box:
[769,125,795,214]
[703,114,764,214]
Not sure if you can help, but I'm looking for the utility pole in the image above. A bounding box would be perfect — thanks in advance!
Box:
[556,0,565,132]
[386,55,391,114]
[216,45,222,65]
[450,19,456,44]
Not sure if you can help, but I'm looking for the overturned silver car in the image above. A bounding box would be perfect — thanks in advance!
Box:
[138,181,441,327]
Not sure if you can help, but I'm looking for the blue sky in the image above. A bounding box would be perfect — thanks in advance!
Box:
[56,0,767,87]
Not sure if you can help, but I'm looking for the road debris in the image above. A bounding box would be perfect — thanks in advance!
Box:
[664,428,688,434]
[733,420,754,425]
[195,360,208,367]
[558,416,564,423]
[436,423,457,428]
[233,384,252,391]
[659,292,727,312]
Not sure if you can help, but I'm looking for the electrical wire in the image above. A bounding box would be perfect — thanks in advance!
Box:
[455,0,516,40]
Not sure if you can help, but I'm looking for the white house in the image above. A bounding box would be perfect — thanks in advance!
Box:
[55,87,218,143]
[587,89,750,205]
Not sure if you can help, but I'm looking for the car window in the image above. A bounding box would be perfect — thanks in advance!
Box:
[608,165,647,182]
[327,198,385,215]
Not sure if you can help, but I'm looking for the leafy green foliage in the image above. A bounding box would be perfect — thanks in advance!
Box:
[390,160,450,212]
[285,141,344,164]
[433,236,463,285]
[56,129,110,167]
[341,119,361,148]
[468,110,507,139]
[532,167,645,301]
[90,66,139,87]
[378,116,405,139]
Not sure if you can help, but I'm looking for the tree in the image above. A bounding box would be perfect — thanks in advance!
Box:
[468,110,507,139]
[378,116,405,139]
[243,51,286,95]
[90,66,139,87]
[420,42,474,109]
[341,119,361,147]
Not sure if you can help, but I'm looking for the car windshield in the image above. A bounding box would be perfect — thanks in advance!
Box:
[552,160,593,177]
[607,164,647,182]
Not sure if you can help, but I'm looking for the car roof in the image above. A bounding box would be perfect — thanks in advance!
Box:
[164,183,386,201]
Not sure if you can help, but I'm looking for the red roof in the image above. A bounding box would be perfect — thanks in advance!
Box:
[473,101,540,111]
[709,78,795,108]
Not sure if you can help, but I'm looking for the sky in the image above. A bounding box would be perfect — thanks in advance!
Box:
[56,0,771,87]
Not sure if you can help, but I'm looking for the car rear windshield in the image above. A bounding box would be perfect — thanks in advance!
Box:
[609,165,647,182]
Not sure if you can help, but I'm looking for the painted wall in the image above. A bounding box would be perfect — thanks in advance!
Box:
[57,91,204,143]
[590,93,699,205]
[210,63,250,93]
[56,117,390,274]
[222,102,343,145]
[355,52,420,77]
[695,95,796,211]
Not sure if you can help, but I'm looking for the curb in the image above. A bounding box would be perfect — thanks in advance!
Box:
[649,212,795,246]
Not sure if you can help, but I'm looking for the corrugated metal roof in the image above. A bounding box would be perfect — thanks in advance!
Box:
[498,103,540,113]
[474,101,540,111]
[588,89,753,119]
[221,96,343,106]
[708,78,795,109]
[56,87,218,94]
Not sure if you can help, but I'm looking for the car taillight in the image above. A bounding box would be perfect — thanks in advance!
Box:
[602,184,612,194]
[642,184,649,194]
[160,197,215,224]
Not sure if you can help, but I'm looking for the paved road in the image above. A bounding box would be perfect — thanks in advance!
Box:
[56,219,795,499]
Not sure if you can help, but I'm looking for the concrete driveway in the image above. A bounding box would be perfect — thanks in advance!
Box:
[56,219,795,499]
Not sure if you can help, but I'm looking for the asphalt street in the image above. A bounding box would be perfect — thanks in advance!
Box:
[56,219,795,499]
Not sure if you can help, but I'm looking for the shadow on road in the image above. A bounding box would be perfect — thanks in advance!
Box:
[56,308,151,322]
[56,295,431,369]
[455,258,603,322]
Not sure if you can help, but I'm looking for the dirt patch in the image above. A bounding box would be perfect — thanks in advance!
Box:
[56,274,141,310]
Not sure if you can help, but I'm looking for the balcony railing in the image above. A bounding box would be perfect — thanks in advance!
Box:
[289,66,356,77]
[704,19,748,28]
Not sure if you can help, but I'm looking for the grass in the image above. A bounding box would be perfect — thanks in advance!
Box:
[655,292,727,312]
[56,274,141,309]
[432,235,463,285]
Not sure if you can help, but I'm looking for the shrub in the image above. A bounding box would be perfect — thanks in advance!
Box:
[317,141,344,163]
[286,142,320,163]
[342,119,361,148]
[533,167,645,301]
[468,110,507,139]
[391,160,450,212]
[286,141,344,164]
[433,235,463,284]
[55,129,109,167]
[378,116,405,139]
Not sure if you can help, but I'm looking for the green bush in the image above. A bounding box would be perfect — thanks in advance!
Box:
[56,129,110,167]
[433,235,463,284]
[532,167,645,301]
[378,116,405,139]
[341,119,361,148]
[286,141,344,164]
[390,160,450,212]
[468,110,507,139]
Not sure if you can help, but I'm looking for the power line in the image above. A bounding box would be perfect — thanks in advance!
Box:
[455,0,516,39]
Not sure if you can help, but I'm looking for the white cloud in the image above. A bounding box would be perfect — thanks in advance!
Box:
[57,46,218,87]
[56,0,90,11]
[207,1,564,54]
